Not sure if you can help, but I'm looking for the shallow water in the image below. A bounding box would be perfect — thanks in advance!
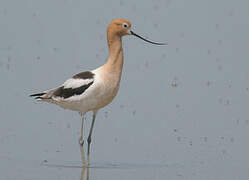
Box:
[1,0,249,179]
[1,155,248,180]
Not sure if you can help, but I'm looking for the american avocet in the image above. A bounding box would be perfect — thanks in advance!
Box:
[30,18,166,163]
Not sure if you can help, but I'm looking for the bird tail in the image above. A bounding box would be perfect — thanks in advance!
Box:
[30,88,58,100]
[30,92,47,100]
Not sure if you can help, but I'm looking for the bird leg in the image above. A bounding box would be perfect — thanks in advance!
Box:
[87,110,98,163]
[79,113,85,146]
[80,143,87,165]
[79,113,87,164]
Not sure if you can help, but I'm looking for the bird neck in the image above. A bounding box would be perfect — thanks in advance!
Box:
[104,34,124,73]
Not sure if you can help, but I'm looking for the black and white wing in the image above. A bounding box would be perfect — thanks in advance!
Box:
[30,71,95,100]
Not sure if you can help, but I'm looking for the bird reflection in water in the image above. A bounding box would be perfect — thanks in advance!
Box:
[80,165,90,180]
[80,146,90,180]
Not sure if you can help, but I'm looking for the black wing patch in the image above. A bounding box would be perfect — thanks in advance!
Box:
[73,71,94,79]
[53,81,94,99]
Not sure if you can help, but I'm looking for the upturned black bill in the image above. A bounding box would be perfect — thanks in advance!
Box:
[130,31,167,45]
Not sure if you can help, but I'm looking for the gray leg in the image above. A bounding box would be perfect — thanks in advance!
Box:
[79,113,86,164]
[79,113,85,146]
[80,142,86,164]
[87,110,98,162]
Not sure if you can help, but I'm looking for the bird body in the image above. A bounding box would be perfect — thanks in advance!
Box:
[35,67,121,113]
[30,18,166,164]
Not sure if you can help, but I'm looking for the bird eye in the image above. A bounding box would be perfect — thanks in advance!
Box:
[122,23,128,28]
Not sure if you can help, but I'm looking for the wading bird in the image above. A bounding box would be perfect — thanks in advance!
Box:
[30,18,166,164]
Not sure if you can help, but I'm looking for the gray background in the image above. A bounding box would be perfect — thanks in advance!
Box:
[0,0,249,179]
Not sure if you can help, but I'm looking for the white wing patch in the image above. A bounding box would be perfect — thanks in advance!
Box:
[63,78,94,89]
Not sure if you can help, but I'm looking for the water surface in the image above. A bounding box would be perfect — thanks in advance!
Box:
[0,0,249,179]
